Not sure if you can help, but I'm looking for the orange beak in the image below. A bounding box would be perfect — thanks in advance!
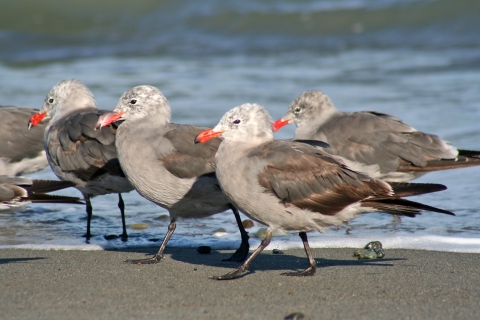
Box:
[94,111,126,130]
[28,111,47,129]
[272,118,290,132]
[194,128,223,144]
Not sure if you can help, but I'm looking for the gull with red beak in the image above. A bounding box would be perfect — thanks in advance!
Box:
[0,106,49,176]
[95,85,250,264]
[195,103,454,280]
[28,79,134,240]
[273,91,480,182]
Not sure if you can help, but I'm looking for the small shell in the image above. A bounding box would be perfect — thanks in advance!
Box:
[284,312,305,320]
[130,223,148,230]
[364,241,383,250]
[357,249,378,259]
[256,228,268,239]
[242,219,254,229]
[353,248,363,257]
[375,248,385,258]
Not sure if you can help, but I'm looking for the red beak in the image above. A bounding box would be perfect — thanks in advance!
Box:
[194,128,223,144]
[28,111,47,129]
[272,118,290,132]
[94,111,126,130]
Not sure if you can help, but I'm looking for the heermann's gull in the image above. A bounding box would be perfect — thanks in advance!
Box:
[27,80,134,240]
[273,91,480,182]
[0,106,49,176]
[194,103,454,280]
[95,85,250,263]
[0,175,81,213]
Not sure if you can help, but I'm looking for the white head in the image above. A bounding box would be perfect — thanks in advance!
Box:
[95,85,171,128]
[195,103,273,144]
[272,90,338,131]
[29,79,96,128]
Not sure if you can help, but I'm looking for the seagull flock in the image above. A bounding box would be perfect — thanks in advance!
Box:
[2,79,478,280]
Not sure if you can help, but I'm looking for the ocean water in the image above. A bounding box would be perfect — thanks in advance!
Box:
[1,0,480,253]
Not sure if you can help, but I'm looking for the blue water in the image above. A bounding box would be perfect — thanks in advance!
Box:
[1,0,480,253]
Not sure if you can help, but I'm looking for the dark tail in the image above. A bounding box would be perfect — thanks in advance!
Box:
[361,198,455,217]
[387,182,446,198]
[458,149,480,158]
[397,149,480,173]
[26,180,82,204]
[27,180,76,193]
[23,193,83,204]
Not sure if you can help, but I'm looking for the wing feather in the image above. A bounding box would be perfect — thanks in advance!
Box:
[46,108,124,182]
[254,140,392,215]
[159,124,221,179]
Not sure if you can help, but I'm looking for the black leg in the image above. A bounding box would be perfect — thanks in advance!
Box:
[118,193,128,241]
[82,195,93,240]
[281,232,317,277]
[211,227,273,280]
[222,205,250,262]
[124,220,177,265]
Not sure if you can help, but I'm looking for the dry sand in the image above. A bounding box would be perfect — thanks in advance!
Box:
[1,247,479,319]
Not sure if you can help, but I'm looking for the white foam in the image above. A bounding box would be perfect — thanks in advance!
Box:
[2,232,479,253]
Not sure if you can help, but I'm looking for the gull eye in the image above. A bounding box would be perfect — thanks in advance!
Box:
[48,98,54,104]
[130,99,137,105]
[233,119,241,124]
[294,107,301,113]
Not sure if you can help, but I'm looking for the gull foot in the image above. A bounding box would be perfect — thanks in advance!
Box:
[281,265,316,277]
[209,266,249,280]
[124,255,163,265]
[120,233,129,242]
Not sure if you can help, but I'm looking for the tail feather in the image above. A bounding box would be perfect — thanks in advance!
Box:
[362,198,455,217]
[386,182,447,198]
[28,180,76,193]
[22,194,83,204]
[398,150,480,172]
[458,149,480,158]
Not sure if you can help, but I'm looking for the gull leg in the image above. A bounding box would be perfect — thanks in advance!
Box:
[118,193,128,241]
[82,195,93,240]
[281,232,317,276]
[222,205,250,262]
[211,227,272,280]
[124,220,176,265]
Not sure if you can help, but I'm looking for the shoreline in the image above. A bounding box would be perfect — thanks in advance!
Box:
[1,247,479,319]
[3,229,480,253]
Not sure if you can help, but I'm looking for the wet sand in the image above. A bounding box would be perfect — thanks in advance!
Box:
[1,247,479,319]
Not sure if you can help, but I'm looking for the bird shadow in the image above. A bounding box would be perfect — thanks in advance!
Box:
[0,257,46,265]
[112,247,405,273]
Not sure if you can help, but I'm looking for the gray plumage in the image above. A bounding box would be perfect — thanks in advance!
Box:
[96,85,249,264]
[197,103,453,279]
[0,106,49,176]
[276,90,480,181]
[31,79,134,239]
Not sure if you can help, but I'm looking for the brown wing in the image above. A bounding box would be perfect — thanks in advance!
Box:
[252,140,392,215]
[159,124,221,179]
[46,109,123,182]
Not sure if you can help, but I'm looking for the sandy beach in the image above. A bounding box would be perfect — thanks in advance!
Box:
[1,247,479,319]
